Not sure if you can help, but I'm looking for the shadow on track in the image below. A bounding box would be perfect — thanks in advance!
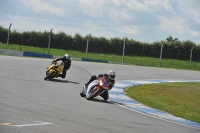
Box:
[88,97,115,104]
[89,97,128,106]
[47,78,79,84]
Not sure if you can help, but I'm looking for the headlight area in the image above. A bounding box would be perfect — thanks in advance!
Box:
[99,80,103,86]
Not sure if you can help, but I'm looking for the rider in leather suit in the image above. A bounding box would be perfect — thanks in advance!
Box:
[52,54,71,78]
[84,70,116,100]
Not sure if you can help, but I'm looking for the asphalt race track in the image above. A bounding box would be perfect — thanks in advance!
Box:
[0,55,200,133]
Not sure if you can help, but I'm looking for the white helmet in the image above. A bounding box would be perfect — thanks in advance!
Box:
[108,70,116,80]
[64,54,70,60]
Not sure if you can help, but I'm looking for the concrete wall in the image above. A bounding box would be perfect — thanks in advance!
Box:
[0,49,23,56]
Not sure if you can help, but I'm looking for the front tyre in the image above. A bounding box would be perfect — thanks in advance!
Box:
[80,85,87,97]
[80,91,86,97]
[44,71,55,80]
[86,88,100,100]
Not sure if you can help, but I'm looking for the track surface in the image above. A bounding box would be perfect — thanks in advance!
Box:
[0,55,199,133]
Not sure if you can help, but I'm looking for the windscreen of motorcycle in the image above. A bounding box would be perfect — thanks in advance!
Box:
[103,77,110,86]
[58,61,65,66]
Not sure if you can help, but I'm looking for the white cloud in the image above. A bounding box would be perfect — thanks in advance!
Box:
[84,20,103,30]
[1,0,200,44]
[189,11,200,24]
[8,15,54,32]
[118,25,138,35]
[79,0,107,18]
[108,8,130,21]
[159,17,185,34]
[20,0,64,16]
[111,0,126,6]
[144,0,175,14]
[124,0,149,12]
[189,30,199,37]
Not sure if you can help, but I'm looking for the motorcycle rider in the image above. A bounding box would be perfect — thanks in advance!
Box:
[84,70,116,100]
[52,54,71,78]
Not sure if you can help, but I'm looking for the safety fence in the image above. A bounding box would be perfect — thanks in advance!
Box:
[0,42,200,70]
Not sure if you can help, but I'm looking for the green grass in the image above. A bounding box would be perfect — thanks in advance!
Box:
[125,82,200,123]
[1,43,200,70]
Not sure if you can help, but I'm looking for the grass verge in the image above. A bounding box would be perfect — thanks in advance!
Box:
[1,43,200,71]
[125,82,200,123]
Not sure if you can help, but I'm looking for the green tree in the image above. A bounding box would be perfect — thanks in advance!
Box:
[166,36,179,48]
[182,40,196,50]
[0,26,8,43]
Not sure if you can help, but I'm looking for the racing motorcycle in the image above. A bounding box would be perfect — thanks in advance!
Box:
[80,77,110,100]
[44,60,64,80]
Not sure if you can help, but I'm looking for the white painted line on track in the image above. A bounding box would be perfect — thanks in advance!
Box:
[8,121,53,127]
[0,123,12,126]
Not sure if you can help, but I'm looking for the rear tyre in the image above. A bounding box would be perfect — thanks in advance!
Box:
[100,91,109,101]
[44,71,55,80]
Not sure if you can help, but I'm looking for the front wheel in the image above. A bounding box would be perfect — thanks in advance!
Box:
[86,88,100,100]
[80,91,86,97]
[44,71,55,80]
[80,85,87,97]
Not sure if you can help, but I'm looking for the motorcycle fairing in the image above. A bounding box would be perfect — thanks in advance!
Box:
[85,79,99,96]
[103,78,110,86]
[47,61,64,77]
[55,61,64,76]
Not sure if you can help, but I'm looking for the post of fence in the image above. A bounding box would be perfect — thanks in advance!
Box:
[122,38,126,64]
[86,33,91,58]
[189,46,194,69]
[159,44,164,67]
[6,23,12,49]
[28,26,31,52]
[48,29,53,55]
[141,46,145,64]
[28,35,32,52]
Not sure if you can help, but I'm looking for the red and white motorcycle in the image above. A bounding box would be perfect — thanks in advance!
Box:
[80,77,110,100]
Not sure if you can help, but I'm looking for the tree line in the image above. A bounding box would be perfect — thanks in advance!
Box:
[0,25,200,61]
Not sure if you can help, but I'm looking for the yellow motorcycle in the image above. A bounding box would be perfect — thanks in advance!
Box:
[44,60,65,80]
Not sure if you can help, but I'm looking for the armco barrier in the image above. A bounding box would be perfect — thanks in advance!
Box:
[23,51,53,58]
[82,58,108,63]
[53,55,82,61]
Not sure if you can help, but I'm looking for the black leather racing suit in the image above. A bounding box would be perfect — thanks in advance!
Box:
[52,57,71,78]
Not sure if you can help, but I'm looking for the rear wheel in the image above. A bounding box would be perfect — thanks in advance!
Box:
[44,71,55,80]
[100,91,109,101]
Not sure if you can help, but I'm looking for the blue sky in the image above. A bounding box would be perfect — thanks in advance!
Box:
[0,0,200,44]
